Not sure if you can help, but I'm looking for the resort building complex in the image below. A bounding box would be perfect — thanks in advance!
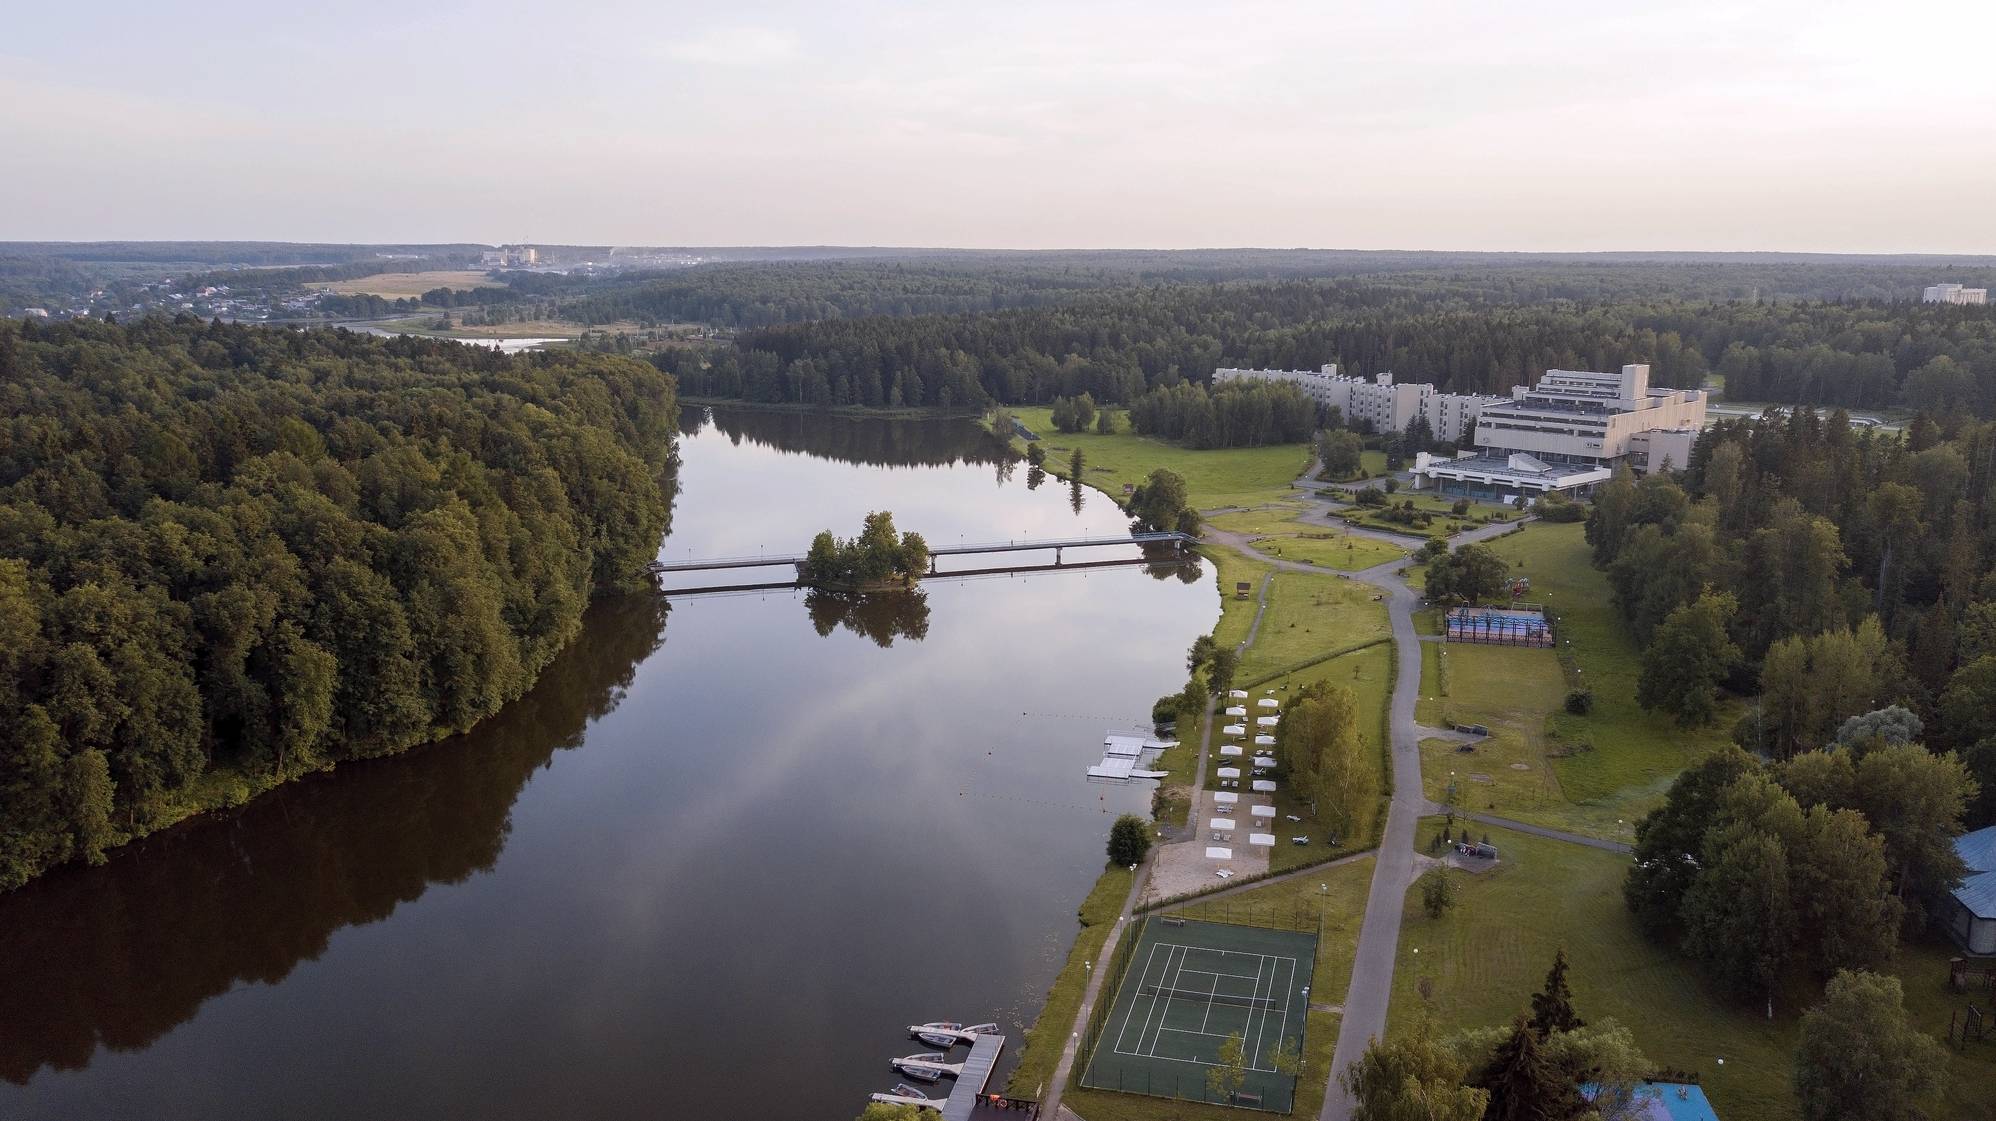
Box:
[1924,282,1989,305]
[1415,364,1705,500]
[1211,364,1504,443]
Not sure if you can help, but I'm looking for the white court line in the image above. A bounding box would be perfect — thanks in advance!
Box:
[1245,952,1272,1070]
[1111,942,1168,1057]
[1193,959,1224,1038]
[1131,944,1181,1058]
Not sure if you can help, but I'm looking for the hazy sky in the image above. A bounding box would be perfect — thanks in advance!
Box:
[6,0,1995,251]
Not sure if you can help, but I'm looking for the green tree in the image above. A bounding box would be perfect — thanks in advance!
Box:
[1528,949,1585,1037]
[1107,813,1151,866]
[1425,543,1511,605]
[1282,682,1375,843]
[1681,823,1795,1006]
[1206,648,1239,698]
[1625,748,1761,937]
[857,1103,927,1121]
[1794,971,1946,1121]
[1637,591,1740,726]
[1342,1018,1489,1121]
[1095,408,1115,434]
[1187,633,1218,675]
[1207,1031,1249,1103]
[1471,1016,1585,1121]
[1318,429,1364,479]
[1419,867,1458,919]
[1128,468,1192,533]
[1847,743,1974,924]
[1940,655,1996,748]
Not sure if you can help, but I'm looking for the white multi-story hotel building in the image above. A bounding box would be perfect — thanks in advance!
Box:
[1924,283,1989,305]
[1211,364,1503,444]
[1414,364,1706,500]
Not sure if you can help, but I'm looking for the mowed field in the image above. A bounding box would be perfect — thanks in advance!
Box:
[1390,822,1996,1121]
[1011,407,1312,511]
[320,270,500,297]
[1420,520,1736,841]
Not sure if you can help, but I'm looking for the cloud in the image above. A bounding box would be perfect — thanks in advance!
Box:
[654,25,799,66]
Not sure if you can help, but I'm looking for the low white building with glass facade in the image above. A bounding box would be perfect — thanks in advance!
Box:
[1415,364,1707,500]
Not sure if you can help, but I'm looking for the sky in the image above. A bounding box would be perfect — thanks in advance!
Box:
[4,0,1995,252]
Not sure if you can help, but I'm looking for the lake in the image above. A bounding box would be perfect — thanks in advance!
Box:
[0,406,1217,1120]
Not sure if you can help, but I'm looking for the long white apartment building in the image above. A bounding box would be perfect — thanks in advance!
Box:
[1415,364,1706,500]
[1924,283,1989,305]
[1211,364,1504,443]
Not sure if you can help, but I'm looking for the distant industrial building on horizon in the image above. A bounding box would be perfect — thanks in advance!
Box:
[481,245,538,268]
[1924,282,1988,305]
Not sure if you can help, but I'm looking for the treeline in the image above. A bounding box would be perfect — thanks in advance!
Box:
[667,281,1996,416]
[1583,408,1996,820]
[0,316,678,890]
[1125,380,1317,448]
[175,256,476,294]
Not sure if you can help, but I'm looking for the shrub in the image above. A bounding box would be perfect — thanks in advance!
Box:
[1108,813,1152,867]
[1565,689,1595,715]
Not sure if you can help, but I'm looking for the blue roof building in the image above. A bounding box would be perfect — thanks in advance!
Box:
[1946,826,1996,956]
[1583,1080,1721,1121]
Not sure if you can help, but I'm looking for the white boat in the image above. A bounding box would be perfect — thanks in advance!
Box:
[892,1052,962,1082]
[870,1083,938,1107]
[908,1020,997,1047]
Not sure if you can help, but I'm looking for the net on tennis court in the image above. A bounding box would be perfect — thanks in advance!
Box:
[1138,986,1282,1010]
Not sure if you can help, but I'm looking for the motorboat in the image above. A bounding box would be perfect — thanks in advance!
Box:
[891,1052,961,1082]
[910,1021,965,1047]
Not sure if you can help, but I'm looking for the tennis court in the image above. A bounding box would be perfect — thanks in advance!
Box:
[1080,916,1314,1111]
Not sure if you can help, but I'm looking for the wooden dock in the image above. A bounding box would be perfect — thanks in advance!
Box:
[940,1033,1005,1121]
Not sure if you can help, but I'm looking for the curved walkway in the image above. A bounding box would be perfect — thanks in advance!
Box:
[1203,481,1529,1120]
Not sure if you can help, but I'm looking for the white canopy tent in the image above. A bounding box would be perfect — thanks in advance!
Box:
[1257,715,1279,728]
[1253,779,1277,793]
[1251,804,1277,820]
[1224,706,1248,718]
[1220,745,1243,757]
[1255,735,1276,746]
[1214,791,1239,806]
[1228,689,1249,700]
[1223,724,1247,737]
[1216,766,1241,779]
[1208,817,1238,831]
[1248,833,1277,847]
[1257,698,1279,709]
[1205,846,1233,860]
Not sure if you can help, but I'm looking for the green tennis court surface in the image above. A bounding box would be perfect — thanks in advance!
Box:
[1080,916,1314,1111]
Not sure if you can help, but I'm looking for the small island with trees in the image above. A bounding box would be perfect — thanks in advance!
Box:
[800,511,931,589]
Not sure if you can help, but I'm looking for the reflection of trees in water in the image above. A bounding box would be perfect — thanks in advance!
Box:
[1026,465,1045,491]
[0,594,671,1086]
[1069,478,1086,514]
[1139,543,1206,584]
[803,587,931,647]
[692,405,1014,468]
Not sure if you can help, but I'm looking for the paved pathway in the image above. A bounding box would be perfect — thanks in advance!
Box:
[1200,471,1530,1120]
[1040,854,1152,1116]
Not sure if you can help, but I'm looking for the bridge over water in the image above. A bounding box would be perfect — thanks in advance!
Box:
[645,531,1197,577]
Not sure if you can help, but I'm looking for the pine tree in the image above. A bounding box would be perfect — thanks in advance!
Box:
[1473,1016,1586,1121]
[1527,949,1585,1037]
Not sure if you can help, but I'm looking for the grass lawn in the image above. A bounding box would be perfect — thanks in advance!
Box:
[1479,522,1737,834]
[1065,856,1376,1121]
[1390,821,1996,1121]
[1203,547,1273,655]
[1237,569,1390,682]
[319,269,498,298]
[1013,407,1310,511]
[1204,504,1311,533]
[1260,532,1406,572]
[1006,864,1136,1100]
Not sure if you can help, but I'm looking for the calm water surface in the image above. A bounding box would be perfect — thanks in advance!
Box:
[0,407,1216,1120]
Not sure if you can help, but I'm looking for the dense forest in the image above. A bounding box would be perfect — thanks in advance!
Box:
[1582,408,1996,822]
[660,281,1996,417]
[0,317,678,890]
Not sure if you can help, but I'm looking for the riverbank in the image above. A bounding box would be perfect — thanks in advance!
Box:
[1004,447,1396,1108]
[683,396,986,419]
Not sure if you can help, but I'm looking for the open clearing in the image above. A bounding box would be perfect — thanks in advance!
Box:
[1418,521,1738,841]
[320,270,501,298]
[1011,407,1311,511]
